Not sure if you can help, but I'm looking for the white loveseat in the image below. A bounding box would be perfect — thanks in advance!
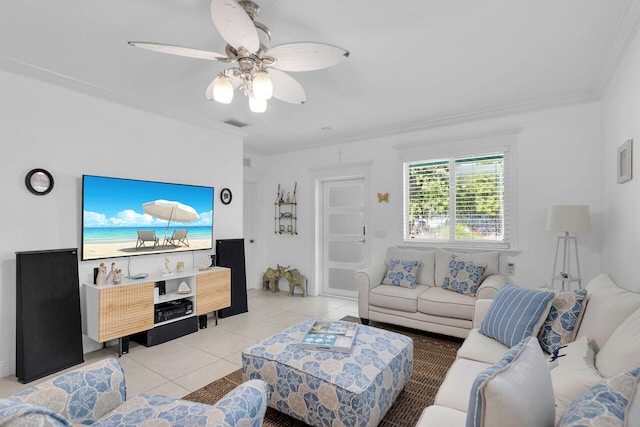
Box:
[356,247,507,339]
[417,274,640,426]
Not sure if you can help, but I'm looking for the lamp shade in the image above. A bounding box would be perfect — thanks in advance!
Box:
[252,70,273,100]
[546,205,591,233]
[213,75,234,104]
[249,93,267,113]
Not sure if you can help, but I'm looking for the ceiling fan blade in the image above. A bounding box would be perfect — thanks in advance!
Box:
[210,0,259,53]
[270,69,306,104]
[267,42,350,72]
[128,42,227,61]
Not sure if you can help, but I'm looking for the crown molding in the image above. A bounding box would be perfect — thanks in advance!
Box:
[0,55,247,139]
[255,90,597,157]
[592,0,640,94]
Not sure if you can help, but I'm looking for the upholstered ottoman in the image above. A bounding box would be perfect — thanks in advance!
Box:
[242,318,413,427]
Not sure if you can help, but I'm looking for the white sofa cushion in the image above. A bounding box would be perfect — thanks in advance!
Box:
[537,288,587,354]
[559,367,640,427]
[386,248,435,285]
[435,249,498,287]
[595,306,640,378]
[418,287,475,320]
[466,336,555,427]
[456,329,509,365]
[551,336,603,423]
[416,405,466,427]
[368,284,429,312]
[434,358,490,412]
[441,254,487,296]
[382,259,421,288]
[575,274,640,351]
[479,283,554,348]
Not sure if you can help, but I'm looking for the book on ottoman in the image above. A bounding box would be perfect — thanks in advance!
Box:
[297,320,357,353]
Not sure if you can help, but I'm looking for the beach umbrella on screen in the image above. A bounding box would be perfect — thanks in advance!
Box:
[142,199,199,239]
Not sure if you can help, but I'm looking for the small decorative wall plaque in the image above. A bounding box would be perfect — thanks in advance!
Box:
[617,139,632,184]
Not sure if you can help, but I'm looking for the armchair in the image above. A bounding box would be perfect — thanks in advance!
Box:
[2,358,270,427]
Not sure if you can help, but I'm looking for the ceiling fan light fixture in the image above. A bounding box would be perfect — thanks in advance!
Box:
[213,75,234,104]
[249,92,267,112]
[252,70,273,100]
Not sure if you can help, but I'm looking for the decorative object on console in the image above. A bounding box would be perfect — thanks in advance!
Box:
[162,257,171,275]
[617,139,633,184]
[128,0,349,113]
[25,168,54,195]
[177,281,192,294]
[96,262,107,285]
[106,262,115,283]
[546,205,591,289]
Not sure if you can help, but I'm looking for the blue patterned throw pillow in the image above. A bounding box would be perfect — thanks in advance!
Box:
[382,259,421,288]
[538,288,587,354]
[559,367,640,426]
[479,283,554,348]
[442,255,487,296]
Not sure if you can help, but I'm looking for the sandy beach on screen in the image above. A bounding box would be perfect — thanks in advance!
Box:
[83,237,212,259]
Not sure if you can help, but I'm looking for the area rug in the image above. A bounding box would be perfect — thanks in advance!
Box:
[183,316,463,426]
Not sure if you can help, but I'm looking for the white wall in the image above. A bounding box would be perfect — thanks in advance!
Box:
[0,70,244,377]
[249,102,603,296]
[601,27,640,291]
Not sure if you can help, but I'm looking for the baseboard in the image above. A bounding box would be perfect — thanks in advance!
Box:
[0,359,15,378]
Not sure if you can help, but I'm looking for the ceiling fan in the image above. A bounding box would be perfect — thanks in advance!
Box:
[129,0,350,112]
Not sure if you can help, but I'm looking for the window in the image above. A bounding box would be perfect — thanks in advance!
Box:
[405,153,509,248]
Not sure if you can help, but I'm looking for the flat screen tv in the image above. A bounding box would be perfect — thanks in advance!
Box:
[82,175,214,261]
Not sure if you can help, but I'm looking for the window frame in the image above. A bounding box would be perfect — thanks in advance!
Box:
[398,129,519,250]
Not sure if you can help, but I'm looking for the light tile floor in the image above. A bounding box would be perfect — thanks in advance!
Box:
[0,289,358,399]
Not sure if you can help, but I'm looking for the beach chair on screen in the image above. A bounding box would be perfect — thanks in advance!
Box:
[136,230,159,249]
[164,229,189,247]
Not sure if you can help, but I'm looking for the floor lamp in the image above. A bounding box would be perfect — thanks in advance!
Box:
[546,205,591,290]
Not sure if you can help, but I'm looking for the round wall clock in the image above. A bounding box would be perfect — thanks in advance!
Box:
[25,168,54,195]
[220,188,232,205]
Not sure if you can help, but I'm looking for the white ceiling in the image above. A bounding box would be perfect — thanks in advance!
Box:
[1,0,638,155]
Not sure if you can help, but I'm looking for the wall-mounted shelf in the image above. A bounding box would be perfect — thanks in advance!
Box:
[275,202,297,235]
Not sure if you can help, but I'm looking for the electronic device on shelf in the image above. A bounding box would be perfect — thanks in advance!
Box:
[154,299,193,324]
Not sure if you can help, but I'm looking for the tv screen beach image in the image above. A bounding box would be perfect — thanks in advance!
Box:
[82,175,214,260]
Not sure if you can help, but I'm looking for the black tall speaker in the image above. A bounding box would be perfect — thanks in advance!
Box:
[16,248,84,383]
[216,238,248,318]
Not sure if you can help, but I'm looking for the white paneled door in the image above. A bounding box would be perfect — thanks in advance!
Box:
[321,177,368,298]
